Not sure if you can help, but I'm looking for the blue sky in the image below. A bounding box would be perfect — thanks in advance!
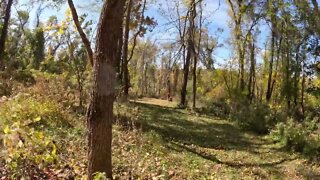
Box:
[17,0,270,64]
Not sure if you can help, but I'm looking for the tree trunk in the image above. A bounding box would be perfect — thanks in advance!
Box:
[0,0,13,70]
[293,43,302,107]
[144,61,149,95]
[270,32,283,101]
[301,60,305,119]
[285,38,291,110]
[68,0,94,67]
[173,66,179,96]
[180,0,196,107]
[122,0,133,97]
[166,72,171,100]
[192,2,202,109]
[116,22,124,83]
[192,56,197,108]
[239,49,245,91]
[266,29,275,101]
[248,37,256,103]
[235,17,245,91]
[180,46,191,107]
[86,0,125,179]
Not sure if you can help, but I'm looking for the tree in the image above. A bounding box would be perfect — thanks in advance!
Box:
[266,0,279,102]
[86,0,125,178]
[121,0,134,97]
[227,0,262,92]
[67,0,93,66]
[121,0,155,97]
[0,0,14,70]
[131,39,158,96]
[180,0,197,107]
[30,27,45,69]
[247,33,256,103]
[192,1,204,109]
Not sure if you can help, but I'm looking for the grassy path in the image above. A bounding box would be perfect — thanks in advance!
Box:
[115,98,320,179]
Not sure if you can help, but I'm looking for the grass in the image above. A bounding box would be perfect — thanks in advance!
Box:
[113,98,320,179]
[1,91,320,179]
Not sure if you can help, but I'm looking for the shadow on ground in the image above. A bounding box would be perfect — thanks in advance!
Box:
[113,100,320,178]
[131,102,261,152]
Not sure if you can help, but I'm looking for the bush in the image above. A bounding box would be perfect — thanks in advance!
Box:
[2,122,58,178]
[270,119,320,155]
[40,55,66,74]
[0,94,73,131]
[0,94,77,177]
[0,82,12,96]
[0,70,36,97]
[230,104,279,134]
[199,100,230,117]
[12,70,36,86]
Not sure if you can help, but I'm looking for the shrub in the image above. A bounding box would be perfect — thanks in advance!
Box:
[0,82,12,96]
[230,103,279,134]
[0,70,36,97]
[0,94,73,131]
[28,71,90,111]
[199,100,230,117]
[0,94,77,177]
[11,70,36,86]
[40,55,66,74]
[1,122,58,178]
[270,119,320,155]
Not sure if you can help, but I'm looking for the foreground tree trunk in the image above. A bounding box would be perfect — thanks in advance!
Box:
[0,0,13,70]
[86,0,125,179]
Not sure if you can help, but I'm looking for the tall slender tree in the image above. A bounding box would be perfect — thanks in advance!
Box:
[67,0,94,66]
[86,0,125,178]
[266,1,278,102]
[192,1,203,109]
[180,0,197,107]
[122,0,133,97]
[0,0,14,70]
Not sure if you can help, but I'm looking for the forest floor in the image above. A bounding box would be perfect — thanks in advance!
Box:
[1,91,320,179]
[112,98,320,179]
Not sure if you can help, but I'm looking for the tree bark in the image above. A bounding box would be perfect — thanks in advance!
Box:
[285,37,291,110]
[248,36,256,103]
[122,0,133,97]
[86,0,125,179]
[166,71,171,100]
[68,0,94,67]
[192,57,197,108]
[180,46,191,107]
[116,18,124,83]
[173,66,179,96]
[192,2,202,109]
[270,32,283,102]
[0,0,13,70]
[180,0,196,107]
[301,60,305,119]
[266,23,276,102]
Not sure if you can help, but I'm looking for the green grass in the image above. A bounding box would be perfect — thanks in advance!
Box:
[112,98,320,179]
